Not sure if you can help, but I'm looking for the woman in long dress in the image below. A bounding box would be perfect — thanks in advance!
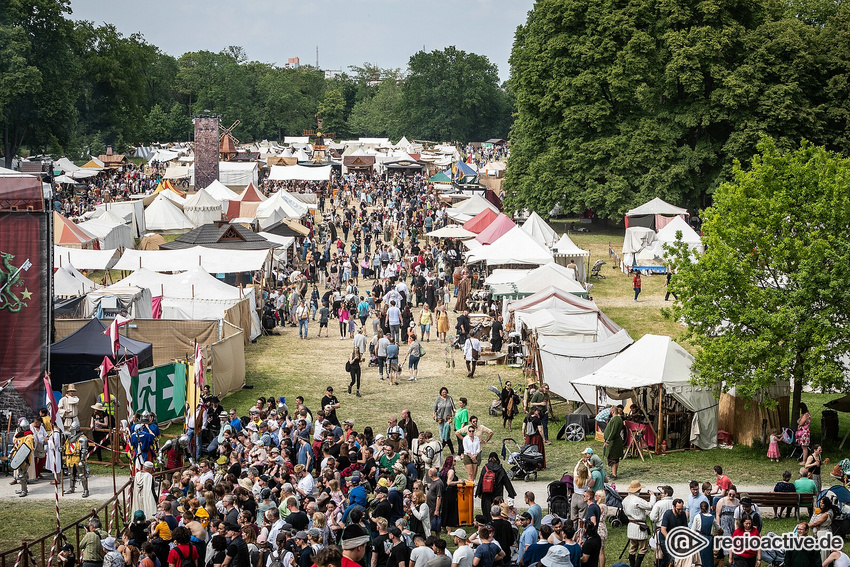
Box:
[715,488,740,537]
[439,456,460,529]
[436,304,450,343]
[690,501,718,567]
[500,382,520,431]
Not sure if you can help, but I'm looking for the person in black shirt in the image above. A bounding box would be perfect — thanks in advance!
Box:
[285,502,309,532]
[455,311,471,343]
[489,506,514,567]
[293,531,313,567]
[371,487,393,527]
[490,316,504,352]
[386,527,409,567]
[659,499,688,567]
[320,387,341,426]
[223,523,250,567]
[372,519,390,567]
[580,521,602,567]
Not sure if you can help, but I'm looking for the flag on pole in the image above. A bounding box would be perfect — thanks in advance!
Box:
[43,372,57,422]
[103,314,134,358]
[194,342,204,389]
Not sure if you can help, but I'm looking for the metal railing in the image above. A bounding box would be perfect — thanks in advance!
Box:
[0,467,186,567]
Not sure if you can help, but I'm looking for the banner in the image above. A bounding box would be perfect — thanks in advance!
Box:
[130,362,187,422]
[0,174,49,412]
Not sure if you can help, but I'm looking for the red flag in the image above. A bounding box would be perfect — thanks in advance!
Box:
[43,372,57,422]
[98,356,114,381]
[102,314,134,358]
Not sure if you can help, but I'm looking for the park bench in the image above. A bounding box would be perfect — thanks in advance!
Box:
[616,491,817,519]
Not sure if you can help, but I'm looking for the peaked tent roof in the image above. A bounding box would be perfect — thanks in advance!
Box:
[509,263,587,297]
[463,208,498,234]
[53,264,98,297]
[183,188,224,227]
[233,183,266,203]
[263,219,310,238]
[77,215,134,250]
[507,285,621,336]
[429,171,452,184]
[625,197,688,217]
[521,212,559,247]
[446,194,499,222]
[475,213,516,245]
[54,212,98,249]
[427,225,476,239]
[115,266,245,300]
[255,190,309,220]
[465,226,554,266]
[143,194,194,233]
[204,179,238,201]
[455,160,477,177]
[572,334,717,449]
[655,215,703,252]
[159,221,278,250]
[552,234,590,257]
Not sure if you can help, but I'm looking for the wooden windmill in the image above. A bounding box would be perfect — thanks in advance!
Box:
[219,119,241,161]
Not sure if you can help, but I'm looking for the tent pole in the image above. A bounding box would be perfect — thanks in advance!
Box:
[657,384,664,454]
[572,385,595,417]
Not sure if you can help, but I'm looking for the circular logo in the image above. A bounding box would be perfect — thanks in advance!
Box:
[666,526,710,559]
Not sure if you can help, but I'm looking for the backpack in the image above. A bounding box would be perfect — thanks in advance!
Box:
[524,419,536,436]
[482,468,497,494]
[173,545,196,567]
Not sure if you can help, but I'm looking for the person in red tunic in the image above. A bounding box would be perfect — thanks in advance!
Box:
[632,272,642,301]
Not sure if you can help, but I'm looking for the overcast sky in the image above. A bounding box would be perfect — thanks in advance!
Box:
[68,0,535,82]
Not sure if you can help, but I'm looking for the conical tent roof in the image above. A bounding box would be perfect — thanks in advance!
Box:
[53,212,98,249]
[183,188,224,227]
[53,264,97,297]
[521,212,559,247]
[144,194,194,233]
[466,226,554,266]
[513,263,587,296]
[429,171,452,184]
[463,208,498,234]
[256,190,308,220]
[655,215,703,252]
[552,234,590,257]
[234,183,266,203]
[625,197,687,217]
[204,179,238,201]
[446,194,498,222]
[475,213,516,245]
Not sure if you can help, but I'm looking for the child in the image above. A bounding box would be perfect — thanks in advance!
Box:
[767,429,781,462]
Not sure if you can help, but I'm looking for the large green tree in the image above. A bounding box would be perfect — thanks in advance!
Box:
[504,0,850,218]
[401,46,512,142]
[667,139,850,424]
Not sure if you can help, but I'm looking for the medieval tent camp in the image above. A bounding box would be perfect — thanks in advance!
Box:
[183,188,224,227]
[625,197,688,230]
[465,226,554,266]
[572,334,718,450]
[463,208,499,234]
[50,318,154,386]
[475,213,516,245]
[54,212,98,249]
[77,210,134,250]
[143,194,194,234]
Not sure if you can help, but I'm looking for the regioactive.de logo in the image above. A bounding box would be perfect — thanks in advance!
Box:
[665,526,844,559]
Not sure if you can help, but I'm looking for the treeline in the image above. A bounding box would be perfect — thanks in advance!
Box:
[504,0,850,218]
[1,1,513,168]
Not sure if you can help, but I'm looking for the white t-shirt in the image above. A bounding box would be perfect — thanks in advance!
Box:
[452,545,475,567]
[463,435,481,458]
[410,546,436,567]
[297,473,315,497]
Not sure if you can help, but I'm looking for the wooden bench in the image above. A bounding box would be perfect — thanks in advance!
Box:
[616,491,818,519]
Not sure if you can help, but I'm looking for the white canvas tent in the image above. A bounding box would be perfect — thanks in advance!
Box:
[484,269,532,287]
[521,212,559,247]
[84,285,153,319]
[257,232,296,264]
[465,226,554,266]
[255,190,309,220]
[491,262,587,298]
[427,225,476,239]
[114,247,270,274]
[507,286,620,338]
[77,211,134,250]
[445,195,499,223]
[144,194,194,234]
[204,179,238,206]
[625,197,689,231]
[183,188,224,227]
[114,267,261,340]
[538,330,634,405]
[622,226,657,270]
[572,334,718,450]
[53,264,99,297]
[96,201,146,237]
[267,164,332,181]
[552,234,590,282]
[655,215,703,255]
[54,246,119,270]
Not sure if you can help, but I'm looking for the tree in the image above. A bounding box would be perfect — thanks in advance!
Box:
[318,88,347,138]
[401,46,512,142]
[503,0,850,219]
[667,139,850,425]
[348,77,404,138]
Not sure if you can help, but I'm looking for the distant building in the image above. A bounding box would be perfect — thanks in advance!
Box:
[285,57,300,69]
[324,69,343,80]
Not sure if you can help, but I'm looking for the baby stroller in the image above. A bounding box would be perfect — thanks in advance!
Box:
[590,259,606,279]
[604,484,628,528]
[488,385,503,417]
[502,438,543,481]
[818,485,850,537]
[547,481,571,519]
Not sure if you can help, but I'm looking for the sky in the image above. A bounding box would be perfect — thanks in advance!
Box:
[68,0,536,82]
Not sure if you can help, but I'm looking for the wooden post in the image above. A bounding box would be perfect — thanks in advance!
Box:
[657,384,664,454]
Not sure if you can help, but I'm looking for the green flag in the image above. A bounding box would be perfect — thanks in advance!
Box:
[130,362,187,422]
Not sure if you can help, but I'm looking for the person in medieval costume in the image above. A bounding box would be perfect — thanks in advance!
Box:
[133,461,158,519]
[63,419,90,498]
[57,384,80,430]
[46,419,63,486]
[130,412,159,469]
[158,434,194,468]
[11,418,36,497]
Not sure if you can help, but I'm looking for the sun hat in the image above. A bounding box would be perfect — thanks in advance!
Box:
[627,480,646,493]
[541,545,572,567]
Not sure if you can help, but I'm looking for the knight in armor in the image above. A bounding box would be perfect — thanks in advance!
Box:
[130,411,159,469]
[63,419,90,497]
[11,418,35,497]
[158,434,194,469]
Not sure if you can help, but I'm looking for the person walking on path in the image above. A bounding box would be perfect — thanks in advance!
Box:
[622,480,656,567]
[347,348,362,398]
[632,271,642,301]
[664,271,678,301]
[463,332,481,378]
[475,452,516,523]
[603,406,625,479]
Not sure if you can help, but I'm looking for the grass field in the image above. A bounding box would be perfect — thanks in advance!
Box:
[8,216,850,554]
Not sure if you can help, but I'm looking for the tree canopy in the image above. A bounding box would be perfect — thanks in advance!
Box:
[504,0,850,218]
[0,1,513,166]
[667,138,850,423]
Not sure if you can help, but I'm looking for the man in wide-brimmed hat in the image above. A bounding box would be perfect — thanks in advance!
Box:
[622,480,657,567]
[57,383,79,429]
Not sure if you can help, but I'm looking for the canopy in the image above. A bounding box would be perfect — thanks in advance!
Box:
[84,285,153,319]
[54,212,98,249]
[53,264,98,297]
[54,246,119,270]
[463,208,499,234]
[622,226,657,254]
[521,212,559,247]
[255,190,309,220]
[114,246,270,274]
[183,187,224,227]
[427,225,476,239]
[538,330,634,405]
[475,213,516,245]
[217,161,259,187]
[50,318,154,386]
[267,164,332,181]
[552,234,589,257]
[144,194,194,233]
[148,149,180,163]
[203,179,238,203]
[466,226,554,266]
[572,334,718,450]
[492,262,587,298]
[625,197,688,230]
[484,269,532,286]
[655,215,704,254]
[77,211,134,250]
[428,171,452,184]
[446,194,499,222]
